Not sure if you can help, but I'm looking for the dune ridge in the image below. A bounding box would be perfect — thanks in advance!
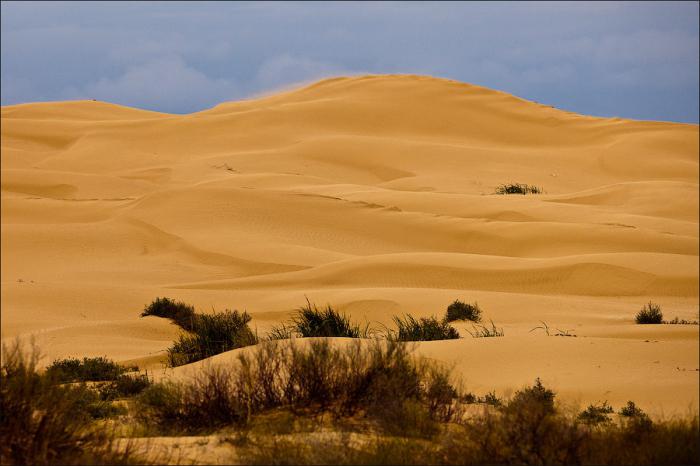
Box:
[2,74,698,413]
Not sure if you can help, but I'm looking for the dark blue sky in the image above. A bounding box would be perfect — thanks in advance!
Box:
[2,1,698,123]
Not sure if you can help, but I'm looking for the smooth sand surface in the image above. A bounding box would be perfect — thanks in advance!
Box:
[2,75,698,414]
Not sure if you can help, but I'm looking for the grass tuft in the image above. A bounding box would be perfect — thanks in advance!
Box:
[392,315,460,341]
[269,298,369,339]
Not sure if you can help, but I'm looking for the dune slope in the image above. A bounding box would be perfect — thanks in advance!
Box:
[2,75,698,413]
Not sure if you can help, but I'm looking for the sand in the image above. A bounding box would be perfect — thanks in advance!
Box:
[1,74,698,414]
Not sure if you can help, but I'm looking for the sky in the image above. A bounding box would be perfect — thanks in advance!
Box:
[1,1,698,123]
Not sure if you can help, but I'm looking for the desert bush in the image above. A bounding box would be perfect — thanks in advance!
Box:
[270,299,367,339]
[635,301,663,324]
[45,356,136,383]
[0,341,146,465]
[167,309,258,367]
[578,401,614,425]
[138,339,459,437]
[392,315,460,341]
[495,183,542,195]
[445,300,482,323]
[140,296,197,331]
[466,320,504,338]
[97,373,152,400]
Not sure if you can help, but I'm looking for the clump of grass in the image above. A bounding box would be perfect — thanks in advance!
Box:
[495,183,542,195]
[141,297,197,331]
[635,301,663,324]
[167,310,258,367]
[45,356,137,383]
[0,340,148,465]
[578,401,615,425]
[467,319,504,338]
[444,300,482,323]
[392,315,460,341]
[270,299,367,339]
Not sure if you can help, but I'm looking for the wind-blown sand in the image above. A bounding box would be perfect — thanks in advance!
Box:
[2,75,698,414]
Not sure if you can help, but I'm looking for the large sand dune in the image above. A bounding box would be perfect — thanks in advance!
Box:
[2,75,698,413]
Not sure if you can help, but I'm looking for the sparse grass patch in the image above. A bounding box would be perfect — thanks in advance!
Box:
[495,183,543,195]
[466,319,504,338]
[445,300,481,323]
[636,301,664,324]
[663,317,699,325]
[392,315,460,341]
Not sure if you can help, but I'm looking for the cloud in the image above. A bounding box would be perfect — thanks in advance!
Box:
[61,56,239,113]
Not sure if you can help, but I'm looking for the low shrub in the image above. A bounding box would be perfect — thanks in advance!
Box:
[0,341,147,465]
[98,373,152,400]
[137,339,459,436]
[45,356,136,383]
[636,302,663,324]
[141,297,197,331]
[270,299,367,339]
[392,315,460,341]
[495,183,542,195]
[445,300,482,323]
[167,310,258,367]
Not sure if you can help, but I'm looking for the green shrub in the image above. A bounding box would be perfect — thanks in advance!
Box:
[445,300,482,323]
[167,310,258,367]
[45,356,136,383]
[141,297,197,331]
[636,302,663,324]
[495,183,542,195]
[392,315,460,341]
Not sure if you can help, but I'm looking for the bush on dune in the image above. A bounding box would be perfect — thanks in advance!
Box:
[495,183,543,195]
[45,356,137,383]
[140,298,258,367]
[141,297,197,331]
[166,310,258,367]
[635,301,663,324]
[445,300,482,323]
[270,299,368,339]
[392,314,460,341]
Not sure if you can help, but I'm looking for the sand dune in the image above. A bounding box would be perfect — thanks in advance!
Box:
[2,75,698,413]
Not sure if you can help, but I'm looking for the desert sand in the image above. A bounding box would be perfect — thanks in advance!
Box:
[1,74,698,415]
